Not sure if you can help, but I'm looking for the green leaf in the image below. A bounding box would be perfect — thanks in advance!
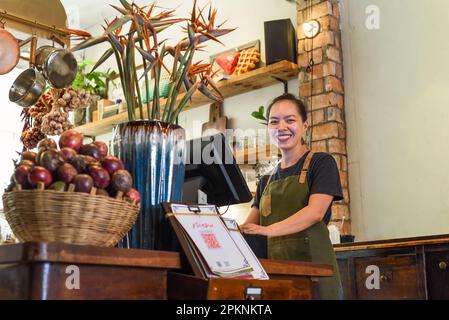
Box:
[170,82,201,122]
[89,48,114,74]
[72,36,108,52]
[119,0,132,11]
[107,34,124,54]
[135,46,156,63]
[103,15,132,35]
[198,84,221,102]
[110,4,129,16]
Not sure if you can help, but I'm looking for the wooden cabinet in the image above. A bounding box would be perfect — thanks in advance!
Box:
[425,247,449,300]
[353,255,424,300]
[335,234,449,300]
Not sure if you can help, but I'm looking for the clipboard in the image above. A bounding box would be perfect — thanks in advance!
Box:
[162,202,259,279]
[162,202,268,280]
[162,202,207,278]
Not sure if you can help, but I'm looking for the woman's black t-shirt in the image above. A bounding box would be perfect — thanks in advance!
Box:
[251,151,343,225]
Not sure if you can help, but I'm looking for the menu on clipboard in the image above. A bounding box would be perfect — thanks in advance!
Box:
[163,203,269,280]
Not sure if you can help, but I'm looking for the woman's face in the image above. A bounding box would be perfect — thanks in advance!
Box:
[268,100,308,151]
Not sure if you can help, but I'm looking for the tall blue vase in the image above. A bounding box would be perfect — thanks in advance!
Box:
[112,121,186,250]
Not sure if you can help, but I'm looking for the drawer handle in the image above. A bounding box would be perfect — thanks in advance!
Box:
[380,275,388,282]
[439,261,447,270]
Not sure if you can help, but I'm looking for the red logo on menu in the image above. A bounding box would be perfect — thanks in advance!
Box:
[201,232,221,249]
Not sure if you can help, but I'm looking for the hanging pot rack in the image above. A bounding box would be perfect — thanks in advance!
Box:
[0,9,70,44]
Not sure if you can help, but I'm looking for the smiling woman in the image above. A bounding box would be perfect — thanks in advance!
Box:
[240,93,344,300]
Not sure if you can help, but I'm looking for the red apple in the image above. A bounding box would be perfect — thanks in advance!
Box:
[28,166,53,188]
[111,169,133,193]
[73,174,94,193]
[59,147,77,162]
[21,151,37,164]
[89,166,110,189]
[127,188,141,204]
[93,141,108,159]
[14,164,33,188]
[59,129,84,152]
[56,163,78,183]
[101,156,125,175]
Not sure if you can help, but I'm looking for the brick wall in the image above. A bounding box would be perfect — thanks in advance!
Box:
[297,0,351,234]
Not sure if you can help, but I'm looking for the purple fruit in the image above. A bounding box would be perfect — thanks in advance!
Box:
[37,138,57,151]
[73,174,94,193]
[84,155,101,168]
[79,144,102,160]
[127,188,141,203]
[101,156,124,176]
[111,170,133,193]
[28,166,52,188]
[70,155,89,173]
[56,163,78,183]
[59,147,77,162]
[39,149,64,172]
[19,159,35,168]
[93,141,108,159]
[59,129,83,151]
[21,151,37,164]
[89,166,110,189]
[14,164,33,188]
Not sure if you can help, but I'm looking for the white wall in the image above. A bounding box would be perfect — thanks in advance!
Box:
[341,0,449,241]
[85,0,298,223]
[0,69,26,198]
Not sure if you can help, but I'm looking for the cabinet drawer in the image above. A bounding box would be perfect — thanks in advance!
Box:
[354,255,423,300]
[425,251,449,300]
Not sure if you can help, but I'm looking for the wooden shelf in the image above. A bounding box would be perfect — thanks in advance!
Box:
[75,60,299,137]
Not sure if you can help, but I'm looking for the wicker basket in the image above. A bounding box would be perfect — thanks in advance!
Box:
[2,188,140,247]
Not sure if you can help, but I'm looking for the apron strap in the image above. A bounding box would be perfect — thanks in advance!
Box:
[261,169,275,197]
[299,151,315,184]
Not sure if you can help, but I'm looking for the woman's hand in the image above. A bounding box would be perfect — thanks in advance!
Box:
[240,223,273,237]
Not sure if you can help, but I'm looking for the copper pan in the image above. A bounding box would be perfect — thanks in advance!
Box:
[0,21,20,75]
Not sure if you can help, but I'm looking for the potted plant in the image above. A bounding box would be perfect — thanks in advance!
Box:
[251,105,268,125]
[67,0,233,250]
[72,60,117,125]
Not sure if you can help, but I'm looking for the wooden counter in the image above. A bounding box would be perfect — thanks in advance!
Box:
[334,234,449,300]
[168,259,334,300]
[0,242,181,300]
[0,242,334,300]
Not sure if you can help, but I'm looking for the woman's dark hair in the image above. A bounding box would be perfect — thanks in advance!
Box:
[266,93,308,122]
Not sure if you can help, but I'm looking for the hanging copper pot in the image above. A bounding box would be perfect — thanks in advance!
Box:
[35,43,77,89]
[0,21,20,75]
[9,37,46,107]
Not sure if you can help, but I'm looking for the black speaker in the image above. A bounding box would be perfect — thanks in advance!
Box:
[264,19,297,65]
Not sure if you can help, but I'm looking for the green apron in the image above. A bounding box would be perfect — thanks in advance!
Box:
[259,151,342,300]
